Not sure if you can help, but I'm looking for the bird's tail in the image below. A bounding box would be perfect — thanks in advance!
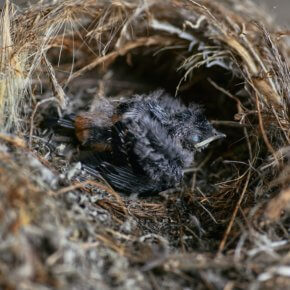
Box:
[42,114,78,142]
[43,114,76,130]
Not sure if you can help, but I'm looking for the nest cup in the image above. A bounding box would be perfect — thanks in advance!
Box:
[3,0,290,244]
[30,0,289,217]
[0,0,289,289]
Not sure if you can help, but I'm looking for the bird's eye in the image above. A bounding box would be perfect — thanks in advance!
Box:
[192,135,200,143]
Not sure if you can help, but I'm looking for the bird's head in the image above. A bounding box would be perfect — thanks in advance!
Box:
[170,107,225,151]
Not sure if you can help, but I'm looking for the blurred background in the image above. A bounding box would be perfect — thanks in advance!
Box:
[256,0,289,25]
[0,0,289,26]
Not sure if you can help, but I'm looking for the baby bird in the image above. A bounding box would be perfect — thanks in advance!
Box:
[48,90,225,195]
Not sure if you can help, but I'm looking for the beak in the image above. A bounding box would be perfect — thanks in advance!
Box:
[194,130,226,149]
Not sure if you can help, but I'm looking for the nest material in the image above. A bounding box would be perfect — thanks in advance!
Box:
[0,0,289,289]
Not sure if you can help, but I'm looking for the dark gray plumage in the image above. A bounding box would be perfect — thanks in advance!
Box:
[48,90,225,195]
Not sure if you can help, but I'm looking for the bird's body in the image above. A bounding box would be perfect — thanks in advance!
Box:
[48,90,224,195]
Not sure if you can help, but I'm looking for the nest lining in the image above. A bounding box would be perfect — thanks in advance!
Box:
[0,0,289,289]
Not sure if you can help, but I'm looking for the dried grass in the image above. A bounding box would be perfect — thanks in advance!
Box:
[0,0,289,289]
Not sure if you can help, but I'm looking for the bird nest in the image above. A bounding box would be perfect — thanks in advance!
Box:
[0,0,289,289]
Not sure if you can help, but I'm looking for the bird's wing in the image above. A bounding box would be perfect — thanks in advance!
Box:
[80,152,160,195]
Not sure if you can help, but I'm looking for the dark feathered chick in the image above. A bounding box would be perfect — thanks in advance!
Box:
[48,90,225,195]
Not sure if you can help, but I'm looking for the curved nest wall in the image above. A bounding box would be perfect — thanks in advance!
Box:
[0,0,289,289]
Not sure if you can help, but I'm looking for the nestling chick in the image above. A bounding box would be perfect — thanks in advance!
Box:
[48,90,225,195]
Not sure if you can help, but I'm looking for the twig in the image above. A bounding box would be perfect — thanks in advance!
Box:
[218,168,251,254]
[65,36,177,85]
[43,53,66,108]
[271,106,290,144]
[29,97,60,148]
[53,180,128,216]
[211,120,250,128]
[255,92,280,167]
[208,78,243,114]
